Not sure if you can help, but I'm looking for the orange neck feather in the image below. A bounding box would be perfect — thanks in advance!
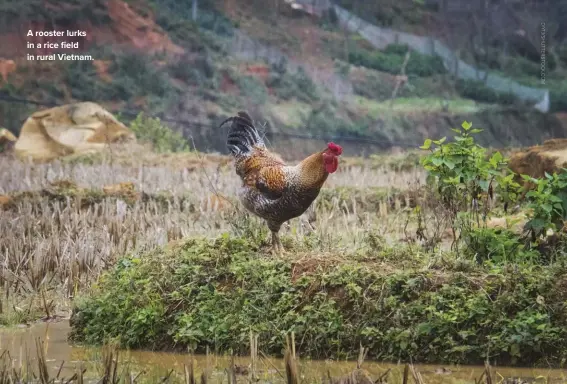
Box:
[297,151,329,189]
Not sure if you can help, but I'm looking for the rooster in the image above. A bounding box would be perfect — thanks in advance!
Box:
[221,111,343,254]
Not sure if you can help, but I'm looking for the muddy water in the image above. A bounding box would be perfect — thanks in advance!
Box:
[2,320,567,383]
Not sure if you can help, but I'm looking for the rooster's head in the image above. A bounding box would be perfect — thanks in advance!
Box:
[323,142,342,174]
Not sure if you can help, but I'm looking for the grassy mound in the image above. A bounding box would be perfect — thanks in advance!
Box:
[70,234,567,366]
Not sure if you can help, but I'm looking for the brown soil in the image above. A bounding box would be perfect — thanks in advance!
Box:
[0,0,183,59]
[508,138,567,180]
[0,59,16,83]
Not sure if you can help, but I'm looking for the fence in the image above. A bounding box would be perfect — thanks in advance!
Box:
[330,5,550,113]
[221,29,353,101]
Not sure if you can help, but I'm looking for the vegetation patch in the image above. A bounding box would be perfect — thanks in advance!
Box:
[69,120,567,367]
[455,79,520,106]
[128,113,190,153]
[70,232,567,366]
[1,180,197,213]
[347,44,446,77]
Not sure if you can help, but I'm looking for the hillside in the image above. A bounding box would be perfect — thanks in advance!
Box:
[0,0,566,158]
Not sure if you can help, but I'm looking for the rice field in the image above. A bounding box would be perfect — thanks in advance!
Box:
[0,146,429,325]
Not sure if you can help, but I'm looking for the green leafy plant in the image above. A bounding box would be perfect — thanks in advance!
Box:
[347,45,446,77]
[522,170,567,241]
[267,66,320,103]
[129,113,190,153]
[462,227,539,264]
[70,233,567,365]
[455,79,519,105]
[419,121,517,250]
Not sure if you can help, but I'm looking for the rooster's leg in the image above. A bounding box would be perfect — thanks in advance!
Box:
[267,221,285,256]
[270,231,283,256]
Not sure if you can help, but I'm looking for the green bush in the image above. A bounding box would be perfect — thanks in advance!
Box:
[522,170,567,241]
[420,121,520,251]
[62,60,113,101]
[383,43,410,56]
[503,56,543,78]
[236,75,268,105]
[128,113,189,153]
[108,51,173,99]
[304,103,368,136]
[347,44,446,77]
[550,87,567,112]
[168,55,217,89]
[463,227,540,264]
[70,233,567,365]
[267,66,319,103]
[351,72,392,100]
[558,44,567,67]
[196,10,235,37]
[455,79,519,105]
[62,49,177,103]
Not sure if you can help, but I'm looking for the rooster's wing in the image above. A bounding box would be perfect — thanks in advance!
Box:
[240,149,288,200]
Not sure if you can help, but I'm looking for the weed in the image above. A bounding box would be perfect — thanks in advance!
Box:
[419,121,514,249]
[267,65,320,103]
[347,45,446,77]
[70,232,567,366]
[522,170,567,241]
[455,79,520,106]
[236,76,269,105]
[128,113,190,153]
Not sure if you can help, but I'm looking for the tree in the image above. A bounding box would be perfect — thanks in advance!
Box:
[192,0,198,21]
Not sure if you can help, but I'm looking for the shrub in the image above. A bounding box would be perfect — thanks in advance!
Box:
[347,44,446,77]
[236,75,268,105]
[522,170,567,241]
[558,44,567,67]
[462,227,540,264]
[351,71,392,100]
[420,121,520,251]
[550,87,567,112]
[128,113,189,153]
[383,43,410,56]
[267,66,319,103]
[304,103,368,136]
[196,10,235,37]
[108,51,173,99]
[455,79,519,105]
[504,56,543,78]
[62,60,113,101]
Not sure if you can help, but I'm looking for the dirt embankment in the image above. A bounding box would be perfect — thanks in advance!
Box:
[509,138,567,181]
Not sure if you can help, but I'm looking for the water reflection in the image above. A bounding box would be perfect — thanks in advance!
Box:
[1,320,566,383]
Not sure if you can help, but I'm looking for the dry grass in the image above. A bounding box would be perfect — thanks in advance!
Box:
[0,152,429,324]
[0,145,425,194]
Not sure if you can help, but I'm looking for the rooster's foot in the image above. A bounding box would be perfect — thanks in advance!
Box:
[266,243,285,256]
[266,232,286,256]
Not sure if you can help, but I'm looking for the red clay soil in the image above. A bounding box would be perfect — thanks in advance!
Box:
[243,64,271,81]
[220,71,238,94]
[0,0,184,59]
[0,59,16,84]
[92,60,112,82]
[105,0,183,55]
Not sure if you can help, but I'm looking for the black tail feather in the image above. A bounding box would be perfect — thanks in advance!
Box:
[222,111,265,156]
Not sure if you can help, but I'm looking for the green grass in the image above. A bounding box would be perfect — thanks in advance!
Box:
[351,96,487,116]
[269,101,312,127]
[70,232,567,366]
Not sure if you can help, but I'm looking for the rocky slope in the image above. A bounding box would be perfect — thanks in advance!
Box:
[0,0,565,158]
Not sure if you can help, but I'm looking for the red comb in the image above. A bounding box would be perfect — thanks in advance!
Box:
[327,142,343,155]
